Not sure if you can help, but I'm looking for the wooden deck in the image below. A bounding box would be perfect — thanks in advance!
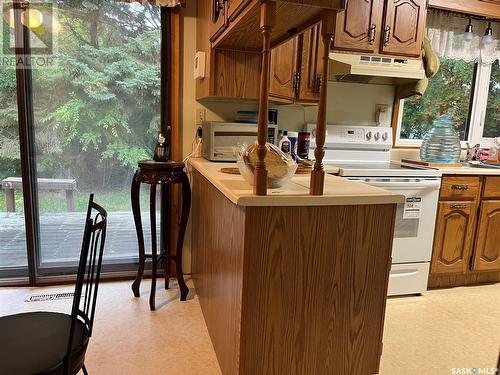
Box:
[0,211,154,268]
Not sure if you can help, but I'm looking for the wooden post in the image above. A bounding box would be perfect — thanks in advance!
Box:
[254,1,276,196]
[5,188,15,213]
[310,10,336,196]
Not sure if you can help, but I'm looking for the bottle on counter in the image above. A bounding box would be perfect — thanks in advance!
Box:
[488,138,499,162]
[279,131,291,154]
[287,131,299,160]
[297,132,311,160]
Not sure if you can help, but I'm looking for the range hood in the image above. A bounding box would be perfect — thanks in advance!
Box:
[328,52,425,85]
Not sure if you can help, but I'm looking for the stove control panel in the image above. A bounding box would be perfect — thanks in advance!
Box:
[306,124,392,148]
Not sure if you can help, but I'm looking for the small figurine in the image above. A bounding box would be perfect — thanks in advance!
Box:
[153,132,169,161]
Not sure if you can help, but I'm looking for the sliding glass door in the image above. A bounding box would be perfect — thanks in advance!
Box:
[1,1,166,282]
[0,59,28,278]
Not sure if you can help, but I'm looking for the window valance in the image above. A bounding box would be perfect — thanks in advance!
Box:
[426,9,499,64]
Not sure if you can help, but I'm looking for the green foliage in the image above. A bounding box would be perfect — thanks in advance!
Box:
[484,61,500,138]
[0,1,161,192]
[400,59,475,140]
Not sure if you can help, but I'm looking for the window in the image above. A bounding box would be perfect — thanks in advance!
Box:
[484,61,499,139]
[396,59,500,147]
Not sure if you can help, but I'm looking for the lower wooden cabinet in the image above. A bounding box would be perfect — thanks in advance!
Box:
[431,202,476,274]
[429,176,500,288]
[472,200,500,271]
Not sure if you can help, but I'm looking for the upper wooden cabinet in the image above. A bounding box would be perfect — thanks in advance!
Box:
[332,0,427,57]
[429,0,500,18]
[381,0,427,57]
[227,0,251,21]
[333,0,383,53]
[270,38,298,102]
[299,23,323,102]
[269,23,323,103]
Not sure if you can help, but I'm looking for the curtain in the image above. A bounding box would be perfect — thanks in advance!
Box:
[426,9,500,64]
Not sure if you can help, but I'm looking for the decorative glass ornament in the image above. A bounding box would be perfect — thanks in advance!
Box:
[420,115,461,163]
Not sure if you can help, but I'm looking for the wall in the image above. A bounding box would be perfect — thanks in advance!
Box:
[179,2,397,271]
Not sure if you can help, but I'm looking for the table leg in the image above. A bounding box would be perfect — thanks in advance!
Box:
[160,183,171,290]
[177,173,191,301]
[131,171,145,298]
[149,183,158,311]
[66,189,75,212]
[5,189,15,213]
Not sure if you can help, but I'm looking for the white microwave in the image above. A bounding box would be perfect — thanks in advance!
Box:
[202,121,278,162]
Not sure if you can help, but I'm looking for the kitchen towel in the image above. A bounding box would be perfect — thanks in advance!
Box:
[397,37,440,99]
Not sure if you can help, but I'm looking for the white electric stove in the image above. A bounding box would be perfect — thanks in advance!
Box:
[307,124,442,296]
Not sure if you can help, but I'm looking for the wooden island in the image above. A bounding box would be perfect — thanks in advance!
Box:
[190,159,404,375]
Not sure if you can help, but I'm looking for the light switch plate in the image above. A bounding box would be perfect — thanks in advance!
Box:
[194,51,206,80]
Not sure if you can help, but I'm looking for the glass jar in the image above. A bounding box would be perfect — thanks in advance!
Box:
[420,115,461,163]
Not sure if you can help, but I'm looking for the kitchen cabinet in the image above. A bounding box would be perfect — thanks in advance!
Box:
[472,200,500,271]
[332,0,427,57]
[333,0,382,53]
[269,38,298,101]
[431,202,476,274]
[269,23,323,103]
[381,0,427,57]
[227,0,251,21]
[429,175,500,289]
[298,23,323,102]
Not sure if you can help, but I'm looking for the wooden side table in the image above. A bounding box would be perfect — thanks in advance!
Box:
[130,160,190,310]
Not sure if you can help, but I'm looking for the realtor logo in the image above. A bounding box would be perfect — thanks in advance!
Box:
[0,0,57,68]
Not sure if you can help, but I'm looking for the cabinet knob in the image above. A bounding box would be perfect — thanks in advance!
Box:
[451,184,469,190]
[450,204,467,209]
[383,26,391,47]
[368,24,376,45]
[315,73,322,93]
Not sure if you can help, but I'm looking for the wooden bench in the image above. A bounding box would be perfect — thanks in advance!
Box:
[1,177,77,213]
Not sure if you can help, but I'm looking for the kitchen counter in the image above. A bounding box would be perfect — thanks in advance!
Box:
[190,157,401,374]
[431,165,500,175]
[189,158,404,206]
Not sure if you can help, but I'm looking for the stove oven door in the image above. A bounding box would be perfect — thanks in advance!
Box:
[348,177,441,295]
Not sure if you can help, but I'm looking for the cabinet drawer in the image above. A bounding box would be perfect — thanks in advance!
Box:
[483,176,500,199]
[440,176,481,201]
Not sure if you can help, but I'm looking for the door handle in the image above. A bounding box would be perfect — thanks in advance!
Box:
[450,204,467,209]
[383,26,391,46]
[314,73,322,93]
[451,184,469,190]
[368,24,376,45]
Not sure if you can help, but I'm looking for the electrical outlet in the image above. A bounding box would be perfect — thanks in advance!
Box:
[196,108,206,125]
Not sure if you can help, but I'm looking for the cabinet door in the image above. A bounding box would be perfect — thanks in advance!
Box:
[297,23,322,102]
[431,202,477,274]
[472,200,500,271]
[209,0,228,41]
[269,37,297,102]
[227,0,251,21]
[380,0,427,57]
[333,0,383,53]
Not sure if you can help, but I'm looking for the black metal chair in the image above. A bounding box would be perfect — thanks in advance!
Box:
[0,194,107,375]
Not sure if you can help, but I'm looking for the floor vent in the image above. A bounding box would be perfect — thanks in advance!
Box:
[25,292,77,302]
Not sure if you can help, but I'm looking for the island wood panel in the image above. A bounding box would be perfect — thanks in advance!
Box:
[191,171,246,375]
[239,203,396,375]
[212,0,344,51]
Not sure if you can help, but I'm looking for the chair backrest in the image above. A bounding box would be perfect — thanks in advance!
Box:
[65,194,107,372]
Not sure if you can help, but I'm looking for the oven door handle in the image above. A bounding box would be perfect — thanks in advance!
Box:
[354,180,441,189]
